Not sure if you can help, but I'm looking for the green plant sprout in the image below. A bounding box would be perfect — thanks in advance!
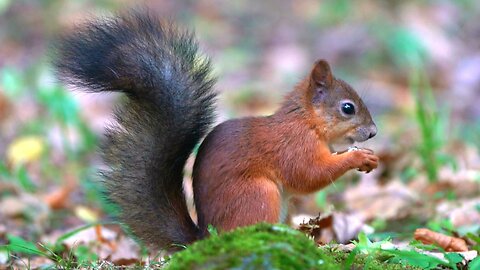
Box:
[410,69,457,182]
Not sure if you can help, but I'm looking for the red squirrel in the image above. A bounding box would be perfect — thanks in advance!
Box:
[54,10,378,251]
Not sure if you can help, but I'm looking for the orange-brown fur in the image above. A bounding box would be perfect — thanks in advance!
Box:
[193,61,378,234]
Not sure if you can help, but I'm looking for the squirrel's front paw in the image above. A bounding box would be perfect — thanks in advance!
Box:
[350,149,378,173]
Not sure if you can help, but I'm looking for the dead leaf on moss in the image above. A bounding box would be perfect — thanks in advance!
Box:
[298,213,333,245]
[414,228,468,252]
[297,212,369,245]
[330,243,356,252]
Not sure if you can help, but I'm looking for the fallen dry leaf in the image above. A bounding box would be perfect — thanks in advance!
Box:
[414,228,468,252]
[11,255,54,269]
[0,224,6,238]
[297,212,369,245]
[0,197,28,218]
[330,243,356,252]
[50,224,141,265]
[333,212,372,244]
[412,168,480,198]
[0,91,10,121]
[439,168,480,198]
[344,179,418,220]
[0,194,49,225]
[62,226,117,249]
[108,237,141,266]
[43,175,76,210]
[298,213,334,245]
[436,198,480,228]
[95,224,117,250]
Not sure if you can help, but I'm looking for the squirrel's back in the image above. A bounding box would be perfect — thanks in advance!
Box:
[54,10,216,249]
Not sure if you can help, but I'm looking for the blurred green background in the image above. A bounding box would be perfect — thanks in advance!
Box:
[0,0,479,267]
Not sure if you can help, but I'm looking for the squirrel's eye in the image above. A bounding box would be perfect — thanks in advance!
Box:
[341,102,355,115]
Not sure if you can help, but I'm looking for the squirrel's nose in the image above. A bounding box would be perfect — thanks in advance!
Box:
[368,124,377,139]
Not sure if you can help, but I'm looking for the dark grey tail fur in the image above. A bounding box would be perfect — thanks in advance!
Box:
[53,10,216,250]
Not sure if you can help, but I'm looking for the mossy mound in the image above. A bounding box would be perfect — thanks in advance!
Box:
[166,223,336,270]
[165,223,421,270]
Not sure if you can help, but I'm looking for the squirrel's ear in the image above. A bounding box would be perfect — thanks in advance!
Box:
[310,60,333,88]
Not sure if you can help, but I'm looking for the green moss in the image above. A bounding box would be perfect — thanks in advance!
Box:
[321,248,422,270]
[165,223,422,270]
[166,223,337,270]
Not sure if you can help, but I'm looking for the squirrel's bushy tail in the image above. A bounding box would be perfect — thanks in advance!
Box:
[54,10,216,249]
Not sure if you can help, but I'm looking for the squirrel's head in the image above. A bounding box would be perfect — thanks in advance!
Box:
[305,60,376,144]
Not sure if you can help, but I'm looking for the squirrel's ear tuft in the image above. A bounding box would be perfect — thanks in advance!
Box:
[310,60,333,88]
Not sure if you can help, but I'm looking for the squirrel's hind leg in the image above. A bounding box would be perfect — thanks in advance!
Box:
[210,177,282,232]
